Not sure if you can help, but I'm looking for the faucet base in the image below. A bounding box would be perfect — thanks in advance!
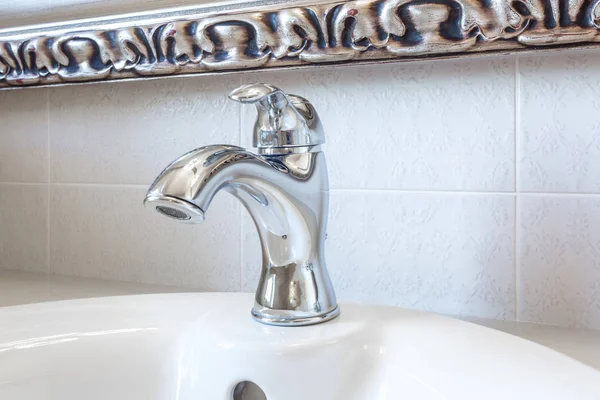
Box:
[251,305,340,327]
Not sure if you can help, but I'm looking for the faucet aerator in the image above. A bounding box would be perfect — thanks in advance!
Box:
[144,194,205,224]
[156,206,191,221]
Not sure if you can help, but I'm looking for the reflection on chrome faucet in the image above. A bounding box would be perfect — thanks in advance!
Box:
[144,83,339,326]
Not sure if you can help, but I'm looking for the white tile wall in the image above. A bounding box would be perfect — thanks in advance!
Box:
[243,192,516,319]
[520,51,600,193]
[0,49,600,328]
[49,77,240,184]
[0,185,48,273]
[240,58,515,191]
[0,90,48,183]
[49,186,241,290]
[519,195,600,329]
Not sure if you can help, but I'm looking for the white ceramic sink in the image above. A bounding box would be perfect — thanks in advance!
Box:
[0,293,599,399]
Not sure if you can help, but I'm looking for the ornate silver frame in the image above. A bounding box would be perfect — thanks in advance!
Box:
[1,0,600,89]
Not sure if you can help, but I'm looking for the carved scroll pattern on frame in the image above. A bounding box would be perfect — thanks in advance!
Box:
[1,0,600,88]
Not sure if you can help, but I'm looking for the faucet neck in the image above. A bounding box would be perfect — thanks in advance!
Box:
[225,150,338,326]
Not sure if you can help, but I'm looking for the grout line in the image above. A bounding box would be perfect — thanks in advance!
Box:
[4,180,600,198]
[3,182,600,197]
[515,56,521,322]
[520,191,600,197]
[240,206,245,292]
[0,182,47,186]
[331,188,517,195]
[46,88,51,274]
[0,182,147,188]
[515,56,521,194]
[238,74,244,292]
[52,182,148,189]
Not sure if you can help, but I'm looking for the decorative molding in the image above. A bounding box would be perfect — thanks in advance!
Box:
[1,0,600,88]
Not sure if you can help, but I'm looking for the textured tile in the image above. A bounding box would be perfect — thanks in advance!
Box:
[519,195,600,329]
[0,89,48,183]
[520,51,600,193]
[240,58,515,191]
[242,191,515,319]
[49,76,240,185]
[50,185,240,291]
[0,184,48,272]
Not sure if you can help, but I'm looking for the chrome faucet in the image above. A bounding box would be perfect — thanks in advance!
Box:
[144,83,339,326]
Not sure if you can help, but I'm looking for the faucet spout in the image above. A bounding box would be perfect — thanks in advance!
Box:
[145,144,339,326]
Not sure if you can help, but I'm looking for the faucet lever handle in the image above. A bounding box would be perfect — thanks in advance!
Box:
[228,83,288,111]
[228,83,325,150]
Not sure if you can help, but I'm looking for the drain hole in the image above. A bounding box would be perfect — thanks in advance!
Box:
[233,381,267,400]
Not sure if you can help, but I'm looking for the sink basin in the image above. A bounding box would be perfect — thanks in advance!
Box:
[0,293,598,399]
